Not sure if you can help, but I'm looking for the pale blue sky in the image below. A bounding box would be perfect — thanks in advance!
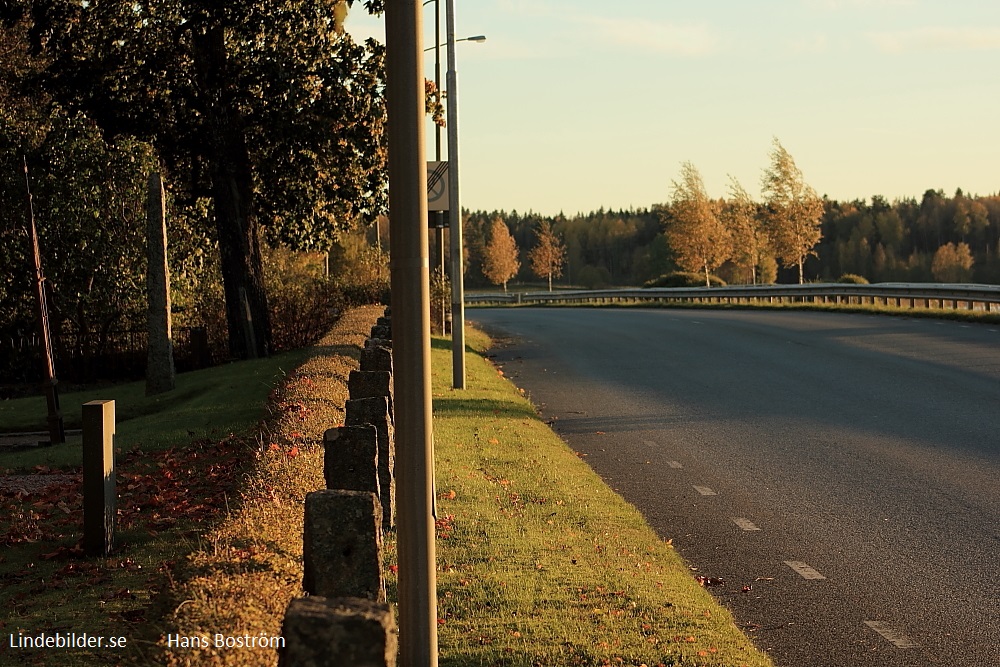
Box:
[347,0,1000,216]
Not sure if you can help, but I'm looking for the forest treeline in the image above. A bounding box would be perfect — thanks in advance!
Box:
[462,187,1000,289]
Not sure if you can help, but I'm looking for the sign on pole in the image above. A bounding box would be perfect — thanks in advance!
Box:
[426,161,449,212]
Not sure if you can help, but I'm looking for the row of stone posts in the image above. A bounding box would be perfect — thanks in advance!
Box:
[280,310,399,667]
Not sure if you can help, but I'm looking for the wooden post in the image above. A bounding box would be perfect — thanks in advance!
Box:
[83,400,116,557]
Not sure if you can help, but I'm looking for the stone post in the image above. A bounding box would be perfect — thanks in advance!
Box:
[324,425,380,495]
[364,337,393,352]
[303,490,385,601]
[361,345,393,374]
[279,596,397,667]
[348,370,393,403]
[145,172,175,396]
[345,397,395,530]
[82,400,115,556]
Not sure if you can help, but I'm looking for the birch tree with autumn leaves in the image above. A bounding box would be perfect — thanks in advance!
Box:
[529,220,567,292]
[663,161,731,287]
[481,217,520,293]
[761,139,824,284]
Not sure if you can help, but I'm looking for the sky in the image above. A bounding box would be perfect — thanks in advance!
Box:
[346,0,1000,217]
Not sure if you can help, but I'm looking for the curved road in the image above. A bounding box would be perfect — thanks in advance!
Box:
[469,307,1000,667]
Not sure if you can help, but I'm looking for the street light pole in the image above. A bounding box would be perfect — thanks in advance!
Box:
[445,0,466,389]
[384,1,438,664]
[432,0,445,334]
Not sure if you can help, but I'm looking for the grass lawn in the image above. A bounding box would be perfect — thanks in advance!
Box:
[0,349,313,471]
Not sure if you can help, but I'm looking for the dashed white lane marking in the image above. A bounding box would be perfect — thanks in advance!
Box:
[693,485,717,496]
[864,621,919,648]
[783,560,826,580]
[990,329,998,333]
[667,460,683,469]
[732,517,760,531]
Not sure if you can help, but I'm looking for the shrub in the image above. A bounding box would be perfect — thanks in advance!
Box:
[577,265,613,289]
[264,247,345,353]
[336,279,390,308]
[837,273,870,284]
[643,271,727,288]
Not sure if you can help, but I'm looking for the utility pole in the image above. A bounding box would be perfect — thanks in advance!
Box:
[384,2,438,665]
[24,158,64,445]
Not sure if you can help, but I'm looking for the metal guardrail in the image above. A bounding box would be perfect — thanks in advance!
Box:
[466,283,1000,312]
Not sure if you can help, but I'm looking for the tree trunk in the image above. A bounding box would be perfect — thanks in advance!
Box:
[704,263,710,287]
[211,148,272,359]
[194,23,272,360]
[547,273,553,292]
[798,257,805,284]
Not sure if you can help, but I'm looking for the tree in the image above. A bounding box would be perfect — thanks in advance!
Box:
[663,161,730,287]
[24,0,388,360]
[722,176,766,284]
[481,217,520,293]
[761,139,823,284]
[528,220,566,291]
[931,242,974,283]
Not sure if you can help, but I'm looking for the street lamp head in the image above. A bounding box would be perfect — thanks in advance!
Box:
[425,35,487,51]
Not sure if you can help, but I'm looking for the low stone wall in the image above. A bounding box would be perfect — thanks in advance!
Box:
[280,308,397,667]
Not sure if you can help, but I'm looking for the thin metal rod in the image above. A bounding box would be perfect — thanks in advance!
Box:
[24,157,64,444]
[445,0,466,389]
[384,2,438,665]
[434,0,442,163]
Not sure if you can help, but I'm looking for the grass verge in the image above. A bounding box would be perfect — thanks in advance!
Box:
[382,331,773,667]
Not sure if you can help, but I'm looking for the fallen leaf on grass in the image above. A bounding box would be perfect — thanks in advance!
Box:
[695,575,724,587]
[41,544,85,560]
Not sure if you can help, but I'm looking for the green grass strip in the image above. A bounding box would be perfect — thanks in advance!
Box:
[0,349,312,471]
[409,330,773,667]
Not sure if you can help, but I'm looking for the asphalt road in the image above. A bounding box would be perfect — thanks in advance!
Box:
[469,306,1000,667]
